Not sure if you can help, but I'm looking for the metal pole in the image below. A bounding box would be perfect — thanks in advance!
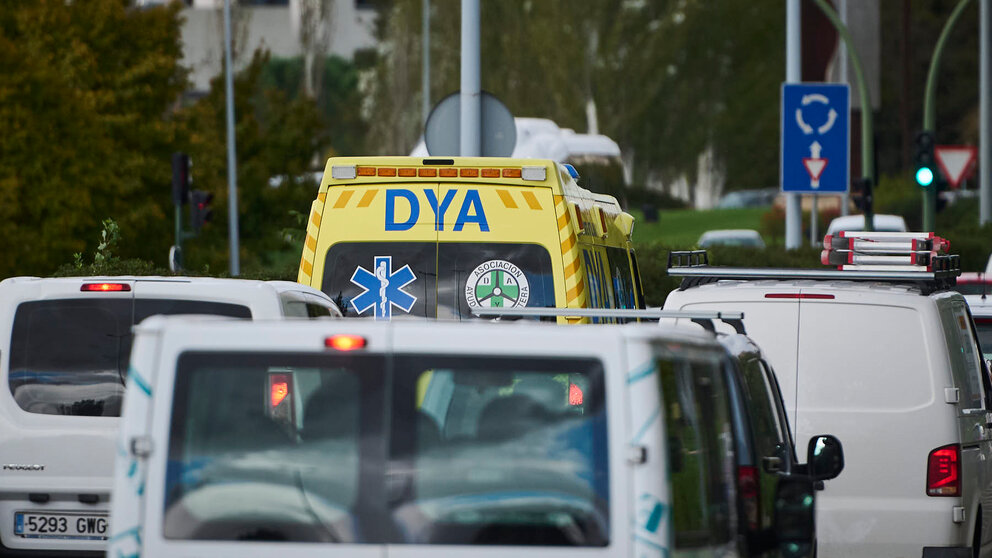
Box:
[422,0,430,127]
[923,0,973,231]
[459,0,480,157]
[812,0,874,231]
[982,0,991,225]
[224,0,240,276]
[810,196,819,245]
[786,0,802,249]
[838,0,850,216]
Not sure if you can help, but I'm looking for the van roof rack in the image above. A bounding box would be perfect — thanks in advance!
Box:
[469,307,746,335]
[667,249,961,295]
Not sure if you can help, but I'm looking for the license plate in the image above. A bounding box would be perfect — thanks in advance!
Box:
[14,512,108,540]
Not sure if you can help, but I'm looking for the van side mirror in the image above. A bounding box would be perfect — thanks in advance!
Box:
[774,474,815,558]
[807,434,844,481]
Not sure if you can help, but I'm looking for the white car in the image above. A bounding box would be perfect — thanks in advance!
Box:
[0,276,340,556]
[698,229,766,249]
[108,316,838,558]
[824,213,907,235]
[664,248,992,556]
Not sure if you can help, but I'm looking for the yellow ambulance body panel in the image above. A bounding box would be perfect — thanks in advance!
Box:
[298,156,644,322]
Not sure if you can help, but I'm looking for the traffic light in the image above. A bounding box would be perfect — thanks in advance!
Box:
[171,152,190,206]
[851,177,873,213]
[914,131,936,187]
[189,190,213,232]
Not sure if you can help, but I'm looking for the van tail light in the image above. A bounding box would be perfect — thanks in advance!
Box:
[737,465,760,531]
[269,373,291,408]
[80,283,131,292]
[568,383,584,405]
[325,334,367,351]
[926,444,960,496]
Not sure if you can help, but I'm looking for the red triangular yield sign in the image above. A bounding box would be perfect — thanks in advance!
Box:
[802,157,828,181]
[935,145,977,188]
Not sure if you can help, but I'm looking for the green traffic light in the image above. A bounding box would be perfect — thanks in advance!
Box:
[916,167,934,187]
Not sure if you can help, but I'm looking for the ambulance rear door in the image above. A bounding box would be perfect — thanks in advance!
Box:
[436,182,561,319]
[315,182,440,319]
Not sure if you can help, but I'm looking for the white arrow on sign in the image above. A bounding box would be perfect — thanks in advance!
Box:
[817,109,837,134]
[795,109,814,134]
[803,141,828,189]
[934,145,977,188]
[802,93,830,106]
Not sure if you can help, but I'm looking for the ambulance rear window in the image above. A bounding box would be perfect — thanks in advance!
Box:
[321,242,555,320]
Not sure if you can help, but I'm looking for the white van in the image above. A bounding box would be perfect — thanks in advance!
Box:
[664,248,992,557]
[0,276,340,557]
[109,316,841,558]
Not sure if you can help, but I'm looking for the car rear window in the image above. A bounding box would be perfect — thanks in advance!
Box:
[9,298,252,416]
[164,352,608,546]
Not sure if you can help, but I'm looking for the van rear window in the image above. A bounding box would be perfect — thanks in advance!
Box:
[9,298,252,416]
[9,299,130,416]
[164,352,608,546]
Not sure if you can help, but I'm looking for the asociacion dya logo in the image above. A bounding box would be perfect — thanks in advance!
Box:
[465,259,529,308]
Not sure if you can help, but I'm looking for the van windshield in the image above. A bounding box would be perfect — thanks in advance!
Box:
[9,298,251,416]
[321,242,556,319]
[164,352,608,546]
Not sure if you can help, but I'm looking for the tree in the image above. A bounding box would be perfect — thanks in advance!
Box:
[364,0,784,198]
[177,50,330,272]
[0,0,187,276]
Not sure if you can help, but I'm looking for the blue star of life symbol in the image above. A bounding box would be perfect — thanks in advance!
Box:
[349,256,417,320]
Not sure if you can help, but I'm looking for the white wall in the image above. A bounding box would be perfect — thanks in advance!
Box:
[179,0,377,92]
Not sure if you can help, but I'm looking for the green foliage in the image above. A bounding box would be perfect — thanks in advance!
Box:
[0,0,187,277]
[257,55,367,157]
[176,50,329,273]
[53,218,169,277]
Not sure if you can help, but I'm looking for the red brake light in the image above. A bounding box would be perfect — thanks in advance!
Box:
[568,383,584,405]
[737,465,760,530]
[270,373,290,408]
[80,283,130,292]
[325,334,367,351]
[927,444,960,496]
[764,293,835,299]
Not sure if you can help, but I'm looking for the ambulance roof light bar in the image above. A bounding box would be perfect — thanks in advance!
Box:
[470,307,746,334]
[329,163,546,182]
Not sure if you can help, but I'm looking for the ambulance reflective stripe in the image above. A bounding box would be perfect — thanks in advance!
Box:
[496,189,518,208]
[520,191,542,210]
[356,189,378,208]
[555,195,587,311]
[333,190,355,208]
[493,188,544,211]
[297,192,326,284]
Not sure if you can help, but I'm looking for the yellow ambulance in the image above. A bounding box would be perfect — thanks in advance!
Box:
[297,156,644,321]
